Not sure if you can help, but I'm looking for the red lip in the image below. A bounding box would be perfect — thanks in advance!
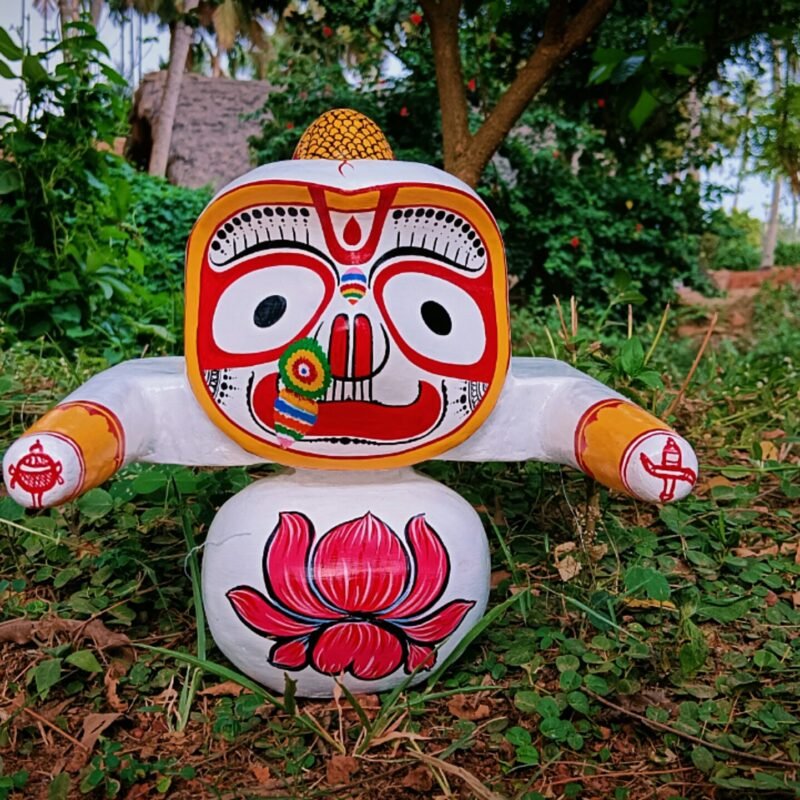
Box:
[252,373,443,442]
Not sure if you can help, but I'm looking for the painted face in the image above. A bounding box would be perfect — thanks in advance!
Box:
[185,159,510,469]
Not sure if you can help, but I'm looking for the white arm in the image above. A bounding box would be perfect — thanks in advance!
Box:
[441,357,698,504]
[2,357,261,508]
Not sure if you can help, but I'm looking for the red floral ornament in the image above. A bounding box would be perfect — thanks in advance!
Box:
[467,78,477,92]
[227,512,474,681]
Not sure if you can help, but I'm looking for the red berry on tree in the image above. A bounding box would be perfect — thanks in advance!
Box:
[570,236,580,248]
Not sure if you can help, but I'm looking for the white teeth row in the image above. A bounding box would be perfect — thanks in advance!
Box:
[325,379,373,402]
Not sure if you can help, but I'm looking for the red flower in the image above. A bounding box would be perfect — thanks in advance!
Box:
[467,78,477,92]
[227,512,474,681]
[322,25,333,38]
[570,236,580,248]
[410,11,423,25]
[597,98,606,108]
[400,106,409,117]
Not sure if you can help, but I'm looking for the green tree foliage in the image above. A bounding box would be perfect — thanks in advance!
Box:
[251,2,707,306]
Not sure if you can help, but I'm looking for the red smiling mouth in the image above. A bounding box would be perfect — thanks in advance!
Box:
[251,373,444,442]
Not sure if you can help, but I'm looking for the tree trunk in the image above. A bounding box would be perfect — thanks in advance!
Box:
[57,0,79,37]
[90,0,104,27]
[761,178,781,268]
[148,0,199,178]
[419,0,615,187]
[732,132,749,212]
[685,84,701,181]
[761,43,783,268]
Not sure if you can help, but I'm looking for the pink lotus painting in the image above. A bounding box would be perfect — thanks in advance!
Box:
[227,511,474,681]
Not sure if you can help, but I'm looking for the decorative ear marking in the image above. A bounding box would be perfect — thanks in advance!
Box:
[293,108,394,161]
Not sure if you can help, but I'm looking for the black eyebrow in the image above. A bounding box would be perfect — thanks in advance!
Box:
[368,246,483,281]
[209,240,337,272]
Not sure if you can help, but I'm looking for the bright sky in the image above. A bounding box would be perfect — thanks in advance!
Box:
[0,1,789,224]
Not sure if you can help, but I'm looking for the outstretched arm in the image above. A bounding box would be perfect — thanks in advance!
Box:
[2,357,262,509]
[441,357,698,504]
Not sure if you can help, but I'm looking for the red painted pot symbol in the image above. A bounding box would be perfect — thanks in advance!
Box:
[7,439,64,508]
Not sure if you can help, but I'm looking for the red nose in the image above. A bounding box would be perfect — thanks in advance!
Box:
[328,314,373,380]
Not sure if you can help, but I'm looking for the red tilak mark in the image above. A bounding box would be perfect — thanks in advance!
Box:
[343,216,362,246]
[7,439,64,509]
[639,437,696,503]
[337,160,352,175]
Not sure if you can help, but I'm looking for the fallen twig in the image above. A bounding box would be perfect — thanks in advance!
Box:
[408,750,506,800]
[664,311,718,418]
[587,690,799,770]
[22,706,85,750]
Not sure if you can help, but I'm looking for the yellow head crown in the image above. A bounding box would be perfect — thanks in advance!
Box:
[293,108,394,161]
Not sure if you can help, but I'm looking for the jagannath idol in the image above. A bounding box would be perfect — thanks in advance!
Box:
[3,109,698,697]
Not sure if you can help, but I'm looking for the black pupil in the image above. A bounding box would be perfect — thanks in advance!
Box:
[421,300,452,336]
[253,295,287,328]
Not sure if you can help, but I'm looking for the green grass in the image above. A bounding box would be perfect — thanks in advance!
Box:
[1,288,798,799]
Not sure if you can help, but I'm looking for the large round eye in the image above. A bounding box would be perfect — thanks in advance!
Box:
[213,266,326,354]
[380,272,486,364]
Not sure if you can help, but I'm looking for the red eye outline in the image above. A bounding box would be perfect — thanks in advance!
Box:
[197,251,336,370]
[372,259,498,383]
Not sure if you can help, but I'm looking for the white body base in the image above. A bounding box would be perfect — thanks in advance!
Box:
[202,468,490,697]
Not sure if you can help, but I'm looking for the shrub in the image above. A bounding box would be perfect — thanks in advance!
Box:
[0,24,209,358]
[700,209,762,271]
[485,107,706,306]
[774,240,800,266]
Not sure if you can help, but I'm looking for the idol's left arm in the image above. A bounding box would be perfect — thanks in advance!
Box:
[441,357,698,504]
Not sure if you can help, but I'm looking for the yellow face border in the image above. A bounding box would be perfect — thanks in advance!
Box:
[184,180,511,469]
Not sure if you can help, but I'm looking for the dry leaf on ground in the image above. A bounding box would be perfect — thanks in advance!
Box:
[198,680,245,698]
[447,693,492,721]
[402,765,434,793]
[554,541,582,581]
[325,755,358,786]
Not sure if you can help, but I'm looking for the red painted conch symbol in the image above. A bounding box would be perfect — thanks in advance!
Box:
[227,511,474,680]
[7,439,64,508]
[639,436,697,503]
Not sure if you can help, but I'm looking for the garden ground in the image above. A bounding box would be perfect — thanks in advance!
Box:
[1,286,799,800]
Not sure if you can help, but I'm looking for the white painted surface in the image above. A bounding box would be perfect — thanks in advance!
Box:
[201,468,490,697]
[2,354,684,468]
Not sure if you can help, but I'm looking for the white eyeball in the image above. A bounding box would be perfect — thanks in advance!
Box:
[380,272,486,365]
[212,266,327,354]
